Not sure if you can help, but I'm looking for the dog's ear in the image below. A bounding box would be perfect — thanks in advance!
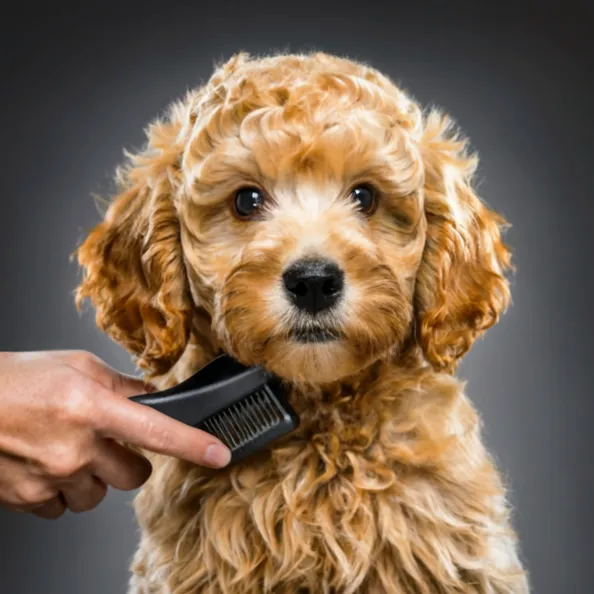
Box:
[414,111,512,373]
[75,110,193,377]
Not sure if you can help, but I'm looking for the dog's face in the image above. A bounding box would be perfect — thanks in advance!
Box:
[181,72,426,384]
[76,53,512,385]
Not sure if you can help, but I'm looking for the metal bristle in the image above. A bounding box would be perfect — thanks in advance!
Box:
[198,385,284,451]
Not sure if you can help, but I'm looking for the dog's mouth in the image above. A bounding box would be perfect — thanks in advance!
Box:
[289,325,341,343]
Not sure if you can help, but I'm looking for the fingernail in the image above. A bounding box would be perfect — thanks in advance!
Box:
[204,443,231,468]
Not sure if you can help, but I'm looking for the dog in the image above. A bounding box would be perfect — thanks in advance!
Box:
[75,51,529,593]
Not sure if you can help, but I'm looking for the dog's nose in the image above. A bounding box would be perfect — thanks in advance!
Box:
[283,258,344,315]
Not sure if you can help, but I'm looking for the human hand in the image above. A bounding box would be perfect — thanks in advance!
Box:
[0,350,230,519]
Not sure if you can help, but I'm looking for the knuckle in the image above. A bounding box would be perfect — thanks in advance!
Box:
[59,376,95,425]
[41,445,88,479]
[49,460,79,480]
[68,350,100,374]
[14,482,51,506]
[143,420,173,453]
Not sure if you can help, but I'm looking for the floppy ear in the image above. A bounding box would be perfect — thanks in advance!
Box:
[414,110,513,373]
[75,110,193,377]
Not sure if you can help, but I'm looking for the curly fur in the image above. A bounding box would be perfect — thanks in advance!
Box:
[75,51,528,593]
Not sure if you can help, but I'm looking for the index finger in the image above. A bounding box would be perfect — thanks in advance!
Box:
[92,389,231,469]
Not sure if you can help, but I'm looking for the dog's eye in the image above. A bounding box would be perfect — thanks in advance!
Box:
[350,184,378,215]
[233,187,265,218]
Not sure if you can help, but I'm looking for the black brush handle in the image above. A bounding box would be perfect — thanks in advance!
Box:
[130,355,273,427]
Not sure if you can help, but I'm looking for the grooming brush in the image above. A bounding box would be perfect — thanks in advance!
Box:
[130,354,299,465]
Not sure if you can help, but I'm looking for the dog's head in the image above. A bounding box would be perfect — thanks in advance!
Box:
[75,52,511,385]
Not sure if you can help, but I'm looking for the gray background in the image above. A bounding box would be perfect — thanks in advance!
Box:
[0,1,592,593]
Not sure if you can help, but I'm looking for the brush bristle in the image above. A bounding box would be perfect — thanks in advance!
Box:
[198,385,290,452]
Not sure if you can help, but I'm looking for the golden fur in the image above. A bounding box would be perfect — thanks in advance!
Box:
[75,51,528,593]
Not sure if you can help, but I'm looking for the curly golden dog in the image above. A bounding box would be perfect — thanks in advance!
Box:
[75,51,529,593]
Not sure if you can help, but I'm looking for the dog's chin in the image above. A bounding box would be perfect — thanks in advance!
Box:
[252,336,373,386]
[224,321,399,386]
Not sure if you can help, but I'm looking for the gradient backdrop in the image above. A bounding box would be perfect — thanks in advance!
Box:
[0,2,592,593]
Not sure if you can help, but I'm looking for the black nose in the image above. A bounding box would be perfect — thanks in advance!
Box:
[283,258,344,315]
